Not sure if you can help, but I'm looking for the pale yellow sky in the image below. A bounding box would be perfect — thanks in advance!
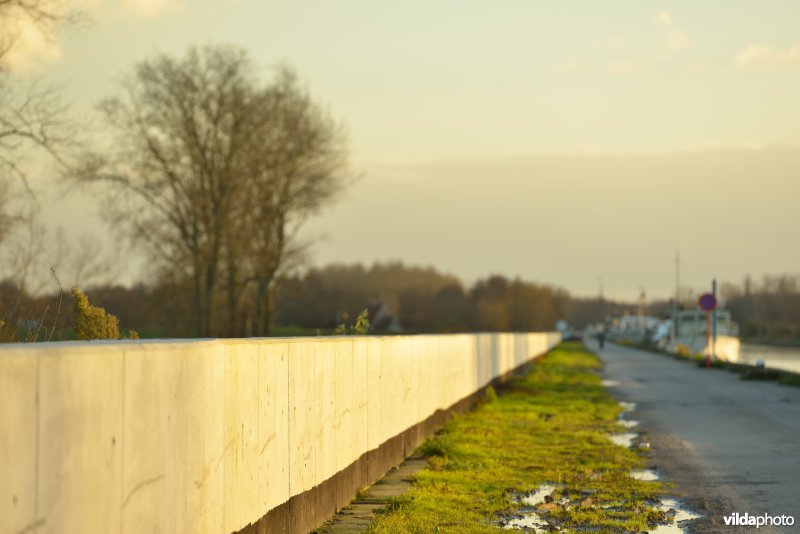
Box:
[8,1,800,300]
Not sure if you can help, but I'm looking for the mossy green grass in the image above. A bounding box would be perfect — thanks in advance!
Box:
[368,342,665,533]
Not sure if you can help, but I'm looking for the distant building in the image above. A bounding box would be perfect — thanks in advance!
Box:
[365,299,403,333]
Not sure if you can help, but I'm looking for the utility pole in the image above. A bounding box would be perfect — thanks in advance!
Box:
[638,287,646,329]
[712,278,718,359]
[672,250,680,344]
[675,250,680,304]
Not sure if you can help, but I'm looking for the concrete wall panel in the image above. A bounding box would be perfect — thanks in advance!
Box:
[365,338,382,452]
[121,343,225,534]
[223,342,259,533]
[37,349,123,534]
[352,340,368,462]
[287,341,315,495]
[0,353,38,534]
[333,340,354,473]
[314,341,336,485]
[258,342,290,515]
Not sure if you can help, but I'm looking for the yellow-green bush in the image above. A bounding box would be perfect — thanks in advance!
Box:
[72,288,138,340]
[334,309,371,335]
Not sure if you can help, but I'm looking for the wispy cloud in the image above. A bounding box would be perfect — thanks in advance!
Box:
[656,10,691,51]
[735,43,800,69]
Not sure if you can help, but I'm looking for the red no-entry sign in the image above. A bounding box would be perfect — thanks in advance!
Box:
[698,292,717,311]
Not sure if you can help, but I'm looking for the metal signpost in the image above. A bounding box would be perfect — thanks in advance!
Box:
[698,292,717,368]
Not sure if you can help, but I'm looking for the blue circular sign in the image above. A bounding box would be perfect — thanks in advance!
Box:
[698,292,717,311]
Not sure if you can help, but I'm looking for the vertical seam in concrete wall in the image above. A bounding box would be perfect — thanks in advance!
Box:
[286,343,292,500]
[221,345,227,533]
[121,350,126,534]
[34,354,40,529]
[365,339,369,484]
[312,341,317,492]
[257,343,261,521]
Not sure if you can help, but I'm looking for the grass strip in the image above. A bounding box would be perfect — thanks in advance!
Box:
[368,341,665,533]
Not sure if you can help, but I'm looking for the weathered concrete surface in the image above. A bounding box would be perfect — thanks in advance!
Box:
[0,333,560,534]
[0,352,38,534]
[595,341,800,533]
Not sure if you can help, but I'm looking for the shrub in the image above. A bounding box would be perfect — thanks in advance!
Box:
[353,309,370,335]
[72,288,137,340]
[334,309,371,335]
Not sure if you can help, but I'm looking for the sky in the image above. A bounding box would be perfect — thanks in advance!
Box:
[6,1,800,300]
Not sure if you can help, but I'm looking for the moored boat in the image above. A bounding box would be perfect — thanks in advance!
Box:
[666,309,741,362]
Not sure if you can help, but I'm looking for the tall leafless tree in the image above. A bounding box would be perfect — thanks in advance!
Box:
[77,46,259,336]
[77,45,348,337]
[241,68,347,336]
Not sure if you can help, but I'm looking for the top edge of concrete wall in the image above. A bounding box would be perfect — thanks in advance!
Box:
[0,332,558,356]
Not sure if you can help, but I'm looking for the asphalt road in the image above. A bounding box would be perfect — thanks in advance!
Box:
[591,341,800,533]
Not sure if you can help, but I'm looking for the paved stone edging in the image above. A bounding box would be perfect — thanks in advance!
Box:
[315,457,429,533]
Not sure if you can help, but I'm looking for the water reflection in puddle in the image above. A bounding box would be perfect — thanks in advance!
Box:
[503,512,551,531]
[617,419,639,429]
[503,397,700,533]
[520,484,559,506]
[609,432,638,448]
[649,498,702,533]
[502,484,560,531]
[630,469,659,481]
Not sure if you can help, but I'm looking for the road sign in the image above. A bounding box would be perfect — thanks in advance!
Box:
[698,292,717,312]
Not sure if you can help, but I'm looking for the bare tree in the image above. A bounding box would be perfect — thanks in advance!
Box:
[77,46,348,337]
[241,68,347,336]
[76,46,263,336]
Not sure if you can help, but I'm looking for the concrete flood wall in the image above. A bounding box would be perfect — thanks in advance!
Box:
[0,332,560,534]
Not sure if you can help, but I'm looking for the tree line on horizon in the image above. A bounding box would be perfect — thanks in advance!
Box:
[0,261,610,340]
[2,262,798,345]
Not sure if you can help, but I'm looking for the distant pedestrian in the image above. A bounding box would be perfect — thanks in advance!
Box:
[597,330,606,350]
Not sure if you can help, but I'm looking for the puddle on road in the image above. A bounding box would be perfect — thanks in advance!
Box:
[609,432,638,448]
[601,379,619,387]
[630,469,659,481]
[649,498,702,534]
[501,479,700,534]
[502,484,561,531]
[617,419,639,429]
[503,512,551,531]
[520,484,559,506]
[610,402,640,448]
[503,398,700,533]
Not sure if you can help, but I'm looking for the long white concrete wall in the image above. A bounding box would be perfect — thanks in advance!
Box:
[0,332,560,534]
